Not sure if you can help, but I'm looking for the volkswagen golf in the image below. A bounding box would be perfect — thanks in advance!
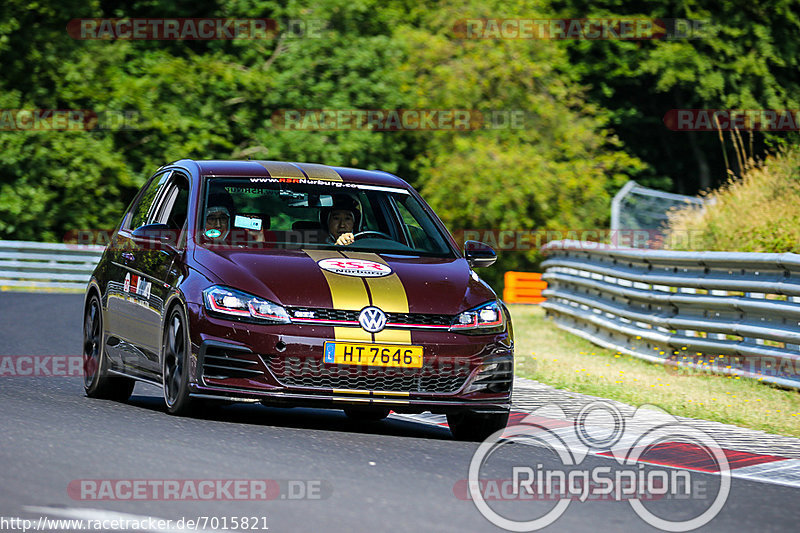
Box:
[82,160,513,440]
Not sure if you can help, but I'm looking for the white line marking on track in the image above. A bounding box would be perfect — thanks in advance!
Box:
[730,459,800,489]
[392,413,800,489]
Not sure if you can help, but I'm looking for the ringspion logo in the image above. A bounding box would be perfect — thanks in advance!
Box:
[467,402,730,531]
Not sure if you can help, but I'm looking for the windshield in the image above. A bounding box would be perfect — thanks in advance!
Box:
[199,177,455,257]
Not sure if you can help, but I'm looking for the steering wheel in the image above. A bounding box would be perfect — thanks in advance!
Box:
[353,231,393,241]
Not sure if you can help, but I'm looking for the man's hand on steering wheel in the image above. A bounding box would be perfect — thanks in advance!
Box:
[335,232,355,245]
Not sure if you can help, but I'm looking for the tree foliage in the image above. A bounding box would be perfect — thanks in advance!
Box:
[551,0,800,190]
[0,0,797,287]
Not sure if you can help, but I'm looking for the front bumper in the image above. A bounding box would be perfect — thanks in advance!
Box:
[186,304,513,414]
[189,384,511,415]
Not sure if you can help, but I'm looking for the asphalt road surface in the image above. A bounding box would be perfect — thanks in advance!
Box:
[0,292,797,532]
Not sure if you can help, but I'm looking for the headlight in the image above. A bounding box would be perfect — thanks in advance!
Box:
[203,286,291,324]
[450,301,505,334]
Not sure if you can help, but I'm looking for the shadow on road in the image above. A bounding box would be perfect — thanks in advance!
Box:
[124,392,453,441]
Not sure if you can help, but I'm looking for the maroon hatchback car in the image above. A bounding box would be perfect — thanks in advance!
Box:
[83,160,513,440]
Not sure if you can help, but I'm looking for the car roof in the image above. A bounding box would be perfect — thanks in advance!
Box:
[169,159,411,190]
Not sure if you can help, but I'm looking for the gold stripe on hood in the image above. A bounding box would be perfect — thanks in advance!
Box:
[304,249,371,342]
[343,252,411,345]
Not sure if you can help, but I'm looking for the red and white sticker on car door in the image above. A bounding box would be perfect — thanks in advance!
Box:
[124,272,151,298]
[317,258,393,277]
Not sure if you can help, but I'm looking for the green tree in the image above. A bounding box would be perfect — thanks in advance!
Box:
[393,0,646,286]
[551,0,800,191]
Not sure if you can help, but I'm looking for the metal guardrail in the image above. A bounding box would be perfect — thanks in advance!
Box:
[0,240,104,291]
[541,240,800,389]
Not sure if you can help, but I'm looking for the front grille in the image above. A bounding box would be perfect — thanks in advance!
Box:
[287,307,453,327]
[385,312,453,326]
[201,346,265,380]
[266,355,471,394]
[290,307,354,321]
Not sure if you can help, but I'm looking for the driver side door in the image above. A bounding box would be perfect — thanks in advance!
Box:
[106,171,190,378]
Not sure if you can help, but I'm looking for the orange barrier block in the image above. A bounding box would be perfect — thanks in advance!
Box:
[503,271,547,304]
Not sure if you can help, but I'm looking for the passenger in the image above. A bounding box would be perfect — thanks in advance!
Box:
[237,213,271,246]
[204,191,234,241]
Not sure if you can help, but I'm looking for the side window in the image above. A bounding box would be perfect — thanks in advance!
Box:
[153,173,190,230]
[394,199,426,248]
[126,172,171,230]
[392,195,449,253]
[355,191,378,231]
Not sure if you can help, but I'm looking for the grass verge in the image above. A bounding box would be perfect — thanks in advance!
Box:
[0,286,84,293]
[510,304,800,438]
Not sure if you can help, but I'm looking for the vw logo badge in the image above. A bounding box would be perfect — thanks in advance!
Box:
[359,306,386,333]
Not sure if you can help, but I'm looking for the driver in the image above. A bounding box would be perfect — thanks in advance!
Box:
[322,195,361,246]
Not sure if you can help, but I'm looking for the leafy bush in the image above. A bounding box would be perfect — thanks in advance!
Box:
[664,148,800,253]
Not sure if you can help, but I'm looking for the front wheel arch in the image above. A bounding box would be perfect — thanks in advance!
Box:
[161,301,194,415]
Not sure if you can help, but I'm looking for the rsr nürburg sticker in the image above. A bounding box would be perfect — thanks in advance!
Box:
[317,258,392,277]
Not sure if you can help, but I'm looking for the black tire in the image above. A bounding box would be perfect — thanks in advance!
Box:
[343,406,390,421]
[162,305,194,415]
[447,410,509,442]
[83,294,135,401]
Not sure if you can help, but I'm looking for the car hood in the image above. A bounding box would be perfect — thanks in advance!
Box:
[193,247,497,315]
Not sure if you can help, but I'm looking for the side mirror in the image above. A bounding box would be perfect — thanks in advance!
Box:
[464,240,496,268]
[131,223,179,248]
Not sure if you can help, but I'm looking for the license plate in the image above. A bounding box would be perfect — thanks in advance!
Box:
[323,342,423,368]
